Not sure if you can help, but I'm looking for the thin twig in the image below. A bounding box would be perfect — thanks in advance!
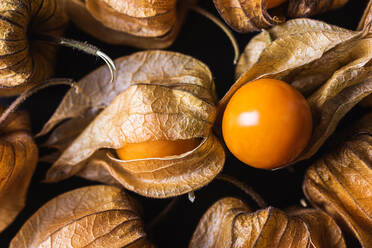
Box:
[191,5,240,64]
[36,34,116,83]
[147,198,178,231]
[216,174,267,208]
[0,78,78,126]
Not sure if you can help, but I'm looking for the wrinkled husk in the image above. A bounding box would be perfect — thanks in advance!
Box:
[39,50,225,198]
[358,0,372,31]
[65,0,195,48]
[0,107,38,232]
[0,0,68,96]
[220,18,372,166]
[213,0,348,32]
[189,197,346,248]
[303,113,372,247]
[10,185,155,248]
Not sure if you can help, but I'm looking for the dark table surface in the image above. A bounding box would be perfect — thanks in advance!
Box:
[0,0,368,247]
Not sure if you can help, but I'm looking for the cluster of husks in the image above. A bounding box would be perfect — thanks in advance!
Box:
[0,0,370,247]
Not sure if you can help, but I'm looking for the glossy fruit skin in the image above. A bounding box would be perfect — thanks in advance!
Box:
[222,78,312,169]
[266,0,287,9]
[116,139,200,160]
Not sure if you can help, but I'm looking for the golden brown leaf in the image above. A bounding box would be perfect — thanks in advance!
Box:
[220,18,372,166]
[303,113,372,247]
[10,185,154,248]
[39,50,225,198]
[213,0,348,32]
[189,197,346,248]
[0,0,68,96]
[0,107,38,232]
[65,0,195,48]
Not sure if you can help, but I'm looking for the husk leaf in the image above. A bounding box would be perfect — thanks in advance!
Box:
[213,0,348,32]
[303,113,372,247]
[65,0,195,48]
[9,185,155,248]
[40,51,225,198]
[189,197,346,248]
[0,0,68,96]
[0,107,38,232]
[221,18,372,166]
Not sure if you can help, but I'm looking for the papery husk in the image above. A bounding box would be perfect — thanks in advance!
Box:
[0,107,38,232]
[189,197,346,248]
[213,0,348,32]
[10,185,155,248]
[358,0,372,32]
[39,50,225,198]
[303,113,372,247]
[0,0,68,96]
[65,0,195,48]
[221,18,372,166]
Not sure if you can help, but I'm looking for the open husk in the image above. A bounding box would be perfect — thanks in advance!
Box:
[303,113,372,247]
[65,0,195,48]
[10,185,155,248]
[39,50,225,198]
[189,197,346,248]
[213,0,349,32]
[0,0,68,96]
[0,107,38,232]
[219,18,372,167]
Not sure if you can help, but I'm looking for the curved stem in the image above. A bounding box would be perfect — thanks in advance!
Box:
[147,198,178,231]
[36,34,116,83]
[216,174,267,208]
[191,5,240,64]
[0,78,78,126]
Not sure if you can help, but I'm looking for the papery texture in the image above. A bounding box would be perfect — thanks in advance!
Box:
[0,0,67,96]
[40,51,225,198]
[189,197,346,248]
[10,185,154,248]
[303,113,372,247]
[222,18,372,165]
[0,107,38,232]
[65,0,194,48]
[213,0,348,32]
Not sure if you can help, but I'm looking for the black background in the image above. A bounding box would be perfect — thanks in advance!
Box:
[0,0,369,247]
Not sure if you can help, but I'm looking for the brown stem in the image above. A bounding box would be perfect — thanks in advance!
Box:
[216,174,267,208]
[147,198,178,231]
[0,78,78,126]
[191,5,240,64]
[36,34,116,83]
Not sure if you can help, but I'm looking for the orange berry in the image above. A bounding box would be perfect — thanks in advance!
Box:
[266,0,287,9]
[222,78,312,169]
[116,139,200,160]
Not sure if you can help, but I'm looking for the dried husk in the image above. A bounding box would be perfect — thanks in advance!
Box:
[0,0,68,96]
[65,0,195,48]
[220,18,372,166]
[358,0,372,31]
[189,197,346,248]
[213,0,349,32]
[39,50,225,198]
[303,113,372,247]
[10,185,155,248]
[0,107,38,232]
